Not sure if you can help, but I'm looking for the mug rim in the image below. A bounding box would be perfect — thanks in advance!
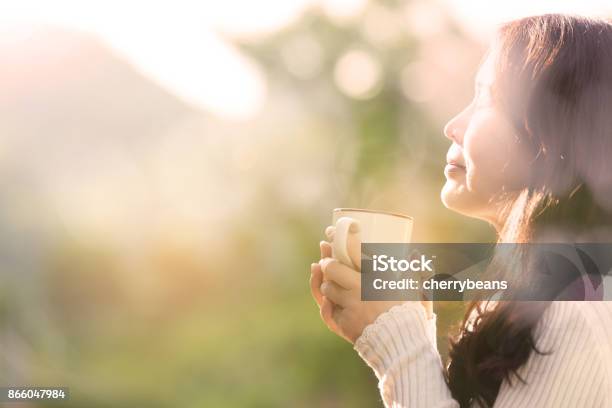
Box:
[333,208,413,220]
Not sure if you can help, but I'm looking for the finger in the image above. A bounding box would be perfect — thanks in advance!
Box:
[325,226,335,241]
[332,304,344,326]
[310,263,323,307]
[320,240,332,259]
[320,297,338,331]
[320,280,352,308]
[320,258,360,290]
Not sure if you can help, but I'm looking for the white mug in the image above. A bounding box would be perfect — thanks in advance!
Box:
[331,208,413,269]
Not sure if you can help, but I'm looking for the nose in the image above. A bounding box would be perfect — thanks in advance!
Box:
[443,109,469,144]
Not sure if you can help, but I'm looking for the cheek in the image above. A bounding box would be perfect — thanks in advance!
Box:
[464,111,531,194]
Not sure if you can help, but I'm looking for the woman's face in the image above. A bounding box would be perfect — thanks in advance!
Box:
[441,49,533,226]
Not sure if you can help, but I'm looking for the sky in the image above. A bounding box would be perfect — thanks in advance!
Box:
[0,0,610,120]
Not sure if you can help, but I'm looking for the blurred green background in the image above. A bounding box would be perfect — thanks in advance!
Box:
[0,0,545,406]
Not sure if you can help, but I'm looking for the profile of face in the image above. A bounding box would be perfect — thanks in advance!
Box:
[440,44,534,226]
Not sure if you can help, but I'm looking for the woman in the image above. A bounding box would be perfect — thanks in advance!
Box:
[310,14,612,407]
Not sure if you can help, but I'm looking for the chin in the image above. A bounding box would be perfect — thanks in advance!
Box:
[441,180,464,209]
[441,180,500,226]
[441,180,479,216]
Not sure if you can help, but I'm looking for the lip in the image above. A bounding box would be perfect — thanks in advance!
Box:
[446,161,466,169]
[444,163,466,177]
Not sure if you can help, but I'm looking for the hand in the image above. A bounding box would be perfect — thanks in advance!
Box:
[322,225,432,320]
[310,229,433,343]
[311,249,429,344]
[310,241,347,341]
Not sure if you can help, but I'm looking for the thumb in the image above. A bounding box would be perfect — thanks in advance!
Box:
[320,240,332,259]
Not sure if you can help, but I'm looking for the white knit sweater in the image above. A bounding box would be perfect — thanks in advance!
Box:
[353,301,612,407]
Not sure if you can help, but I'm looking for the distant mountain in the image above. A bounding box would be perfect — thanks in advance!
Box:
[0,26,198,171]
[0,26,214,244]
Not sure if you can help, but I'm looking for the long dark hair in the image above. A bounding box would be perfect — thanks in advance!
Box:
[446,14,612,407]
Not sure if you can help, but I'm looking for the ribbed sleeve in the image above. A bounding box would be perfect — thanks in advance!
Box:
[354,302,458,407]
[353,301,612,408]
